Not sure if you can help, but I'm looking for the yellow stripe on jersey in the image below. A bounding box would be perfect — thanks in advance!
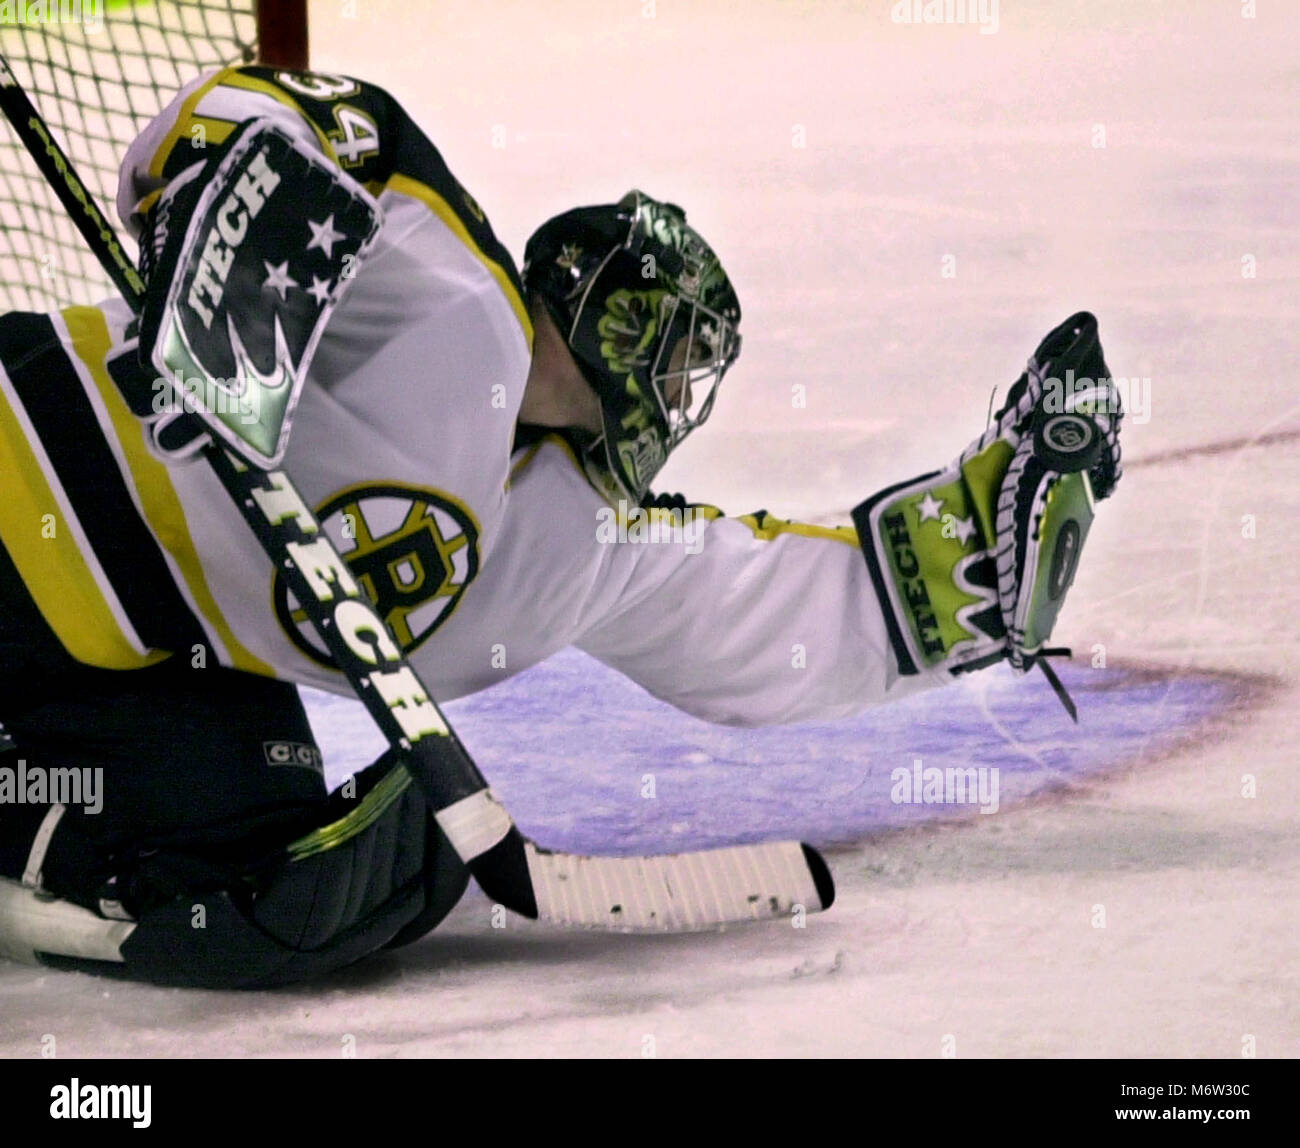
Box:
[133,187,164,219]
[385,173,533,350]
[734,512,859,546]
[508,435,855,544]
[191,117,237,148]
[145,67,233,182]
[135,117,236,215]
[0,381,161,669]
[507,432,594,494]
[143,66,336,195]
[506,440,545,488]
[61,307,275,678]
[216,70,339,161]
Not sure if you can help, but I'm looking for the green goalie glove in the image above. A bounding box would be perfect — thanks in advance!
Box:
[852,311,1123,717]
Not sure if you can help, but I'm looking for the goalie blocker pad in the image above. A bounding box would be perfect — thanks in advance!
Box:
[139,117,382,467]
[0,753,469,989]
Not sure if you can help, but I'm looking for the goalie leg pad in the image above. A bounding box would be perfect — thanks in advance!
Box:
[111,754,468,988]
[22,752,469,989]
[0,659,468,988]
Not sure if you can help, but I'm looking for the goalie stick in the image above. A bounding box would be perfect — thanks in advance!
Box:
[0,57,834,940]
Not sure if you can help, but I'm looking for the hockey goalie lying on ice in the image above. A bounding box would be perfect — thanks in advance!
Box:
[0,66,1122,987]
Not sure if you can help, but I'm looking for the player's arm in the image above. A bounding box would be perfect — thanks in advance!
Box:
[118,63,510,264]
[480,434,923,727]
[574,496,925,727]
[513,314,1122,727]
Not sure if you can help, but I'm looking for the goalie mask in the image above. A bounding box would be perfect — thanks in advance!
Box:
[522,190,742,503]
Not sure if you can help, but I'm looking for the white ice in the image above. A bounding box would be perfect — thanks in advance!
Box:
[1,0,1297,1057]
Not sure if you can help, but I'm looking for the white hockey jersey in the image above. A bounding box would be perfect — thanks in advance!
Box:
[0,65,928,727]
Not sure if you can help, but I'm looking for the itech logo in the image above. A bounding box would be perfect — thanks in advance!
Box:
[186,145,282,329]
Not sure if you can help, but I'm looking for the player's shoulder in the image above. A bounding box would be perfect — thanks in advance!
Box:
[121,63,529,345]
[238,66,527,340]
[509,429,597,496]
[509,427,672,517]
[507,429,729,520]
[135,63,424,190]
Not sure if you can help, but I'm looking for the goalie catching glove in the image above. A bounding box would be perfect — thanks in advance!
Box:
[852,312,1123,717]
[135,117,382,466]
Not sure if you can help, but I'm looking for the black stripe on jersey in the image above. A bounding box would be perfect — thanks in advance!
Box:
[0,526,81,688]
[232,66,526,298]
[160,134,214,184]
[0,312,206,655]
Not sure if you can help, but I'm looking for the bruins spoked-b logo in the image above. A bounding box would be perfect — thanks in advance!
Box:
[274,482,481,666]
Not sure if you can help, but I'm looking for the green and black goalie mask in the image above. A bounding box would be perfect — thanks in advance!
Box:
[522,190,742,504]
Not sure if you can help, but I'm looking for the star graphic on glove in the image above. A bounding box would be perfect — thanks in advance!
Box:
[949,515,978,545]
[307,275,333,306]
[306,214,346,259]
[915,491,944,523]
[262,260,298,301]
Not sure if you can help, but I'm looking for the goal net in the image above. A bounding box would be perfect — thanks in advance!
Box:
[0,0,300,314]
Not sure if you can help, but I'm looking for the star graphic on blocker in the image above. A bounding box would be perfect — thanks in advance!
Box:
[948,514,978,545]
[262,260,298,301]
[915,491,944,523]
[306,213,346,259]
[306,275,333,306]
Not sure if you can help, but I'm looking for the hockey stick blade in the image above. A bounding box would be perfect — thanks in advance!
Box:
[523,840,834,931]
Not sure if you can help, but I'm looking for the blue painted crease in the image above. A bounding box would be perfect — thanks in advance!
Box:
[307,647,1241,856]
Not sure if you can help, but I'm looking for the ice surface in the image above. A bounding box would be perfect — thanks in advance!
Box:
[1,0,1297,1057]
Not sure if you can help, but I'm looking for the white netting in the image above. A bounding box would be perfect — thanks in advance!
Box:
[0,1,257,312]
